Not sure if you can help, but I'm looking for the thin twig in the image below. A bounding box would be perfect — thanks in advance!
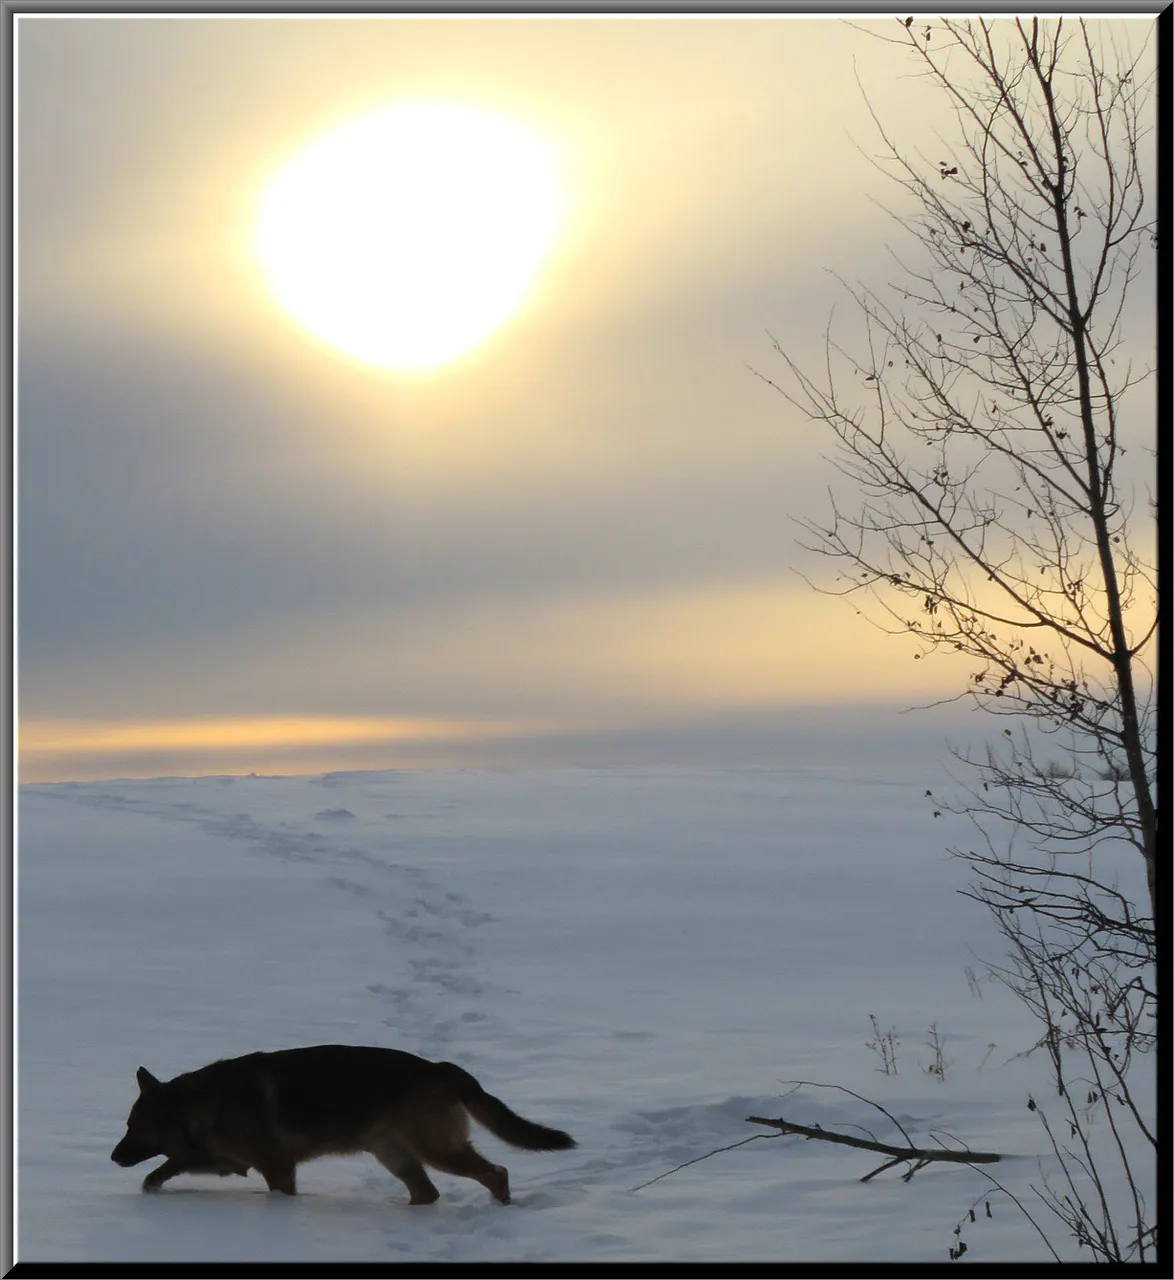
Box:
[955,1154,1065,1262]
[627,1133,781,1194]
[862,1154,909,1182]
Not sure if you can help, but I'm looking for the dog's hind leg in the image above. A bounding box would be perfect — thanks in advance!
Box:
[368,1138,441,1205]
[258,1161,297,1195]
[419,1141,510,1205]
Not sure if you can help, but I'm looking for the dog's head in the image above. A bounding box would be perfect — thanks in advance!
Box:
[111,1067,177,1167]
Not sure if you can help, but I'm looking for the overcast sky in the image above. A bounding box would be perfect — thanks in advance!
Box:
[16,14,1158,782]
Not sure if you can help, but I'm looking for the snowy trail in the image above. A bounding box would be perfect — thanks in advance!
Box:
[30,775,505,1063]
[17,767,1098,1263]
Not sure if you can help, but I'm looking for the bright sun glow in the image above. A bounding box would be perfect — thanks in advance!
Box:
[255,102,566,372]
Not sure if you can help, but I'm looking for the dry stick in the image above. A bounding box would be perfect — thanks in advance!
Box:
[630,1079,1006,1196]
[765,1080,1002,1181]
[745,1115,1003,1182]
[777,1079,918,1149]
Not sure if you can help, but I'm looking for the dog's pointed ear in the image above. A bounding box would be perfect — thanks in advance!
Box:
[136,1067,161,1094]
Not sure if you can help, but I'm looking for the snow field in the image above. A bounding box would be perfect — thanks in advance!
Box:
[16,766,1145,1263]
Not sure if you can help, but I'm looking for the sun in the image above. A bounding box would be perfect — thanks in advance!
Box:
[254,102,566,373]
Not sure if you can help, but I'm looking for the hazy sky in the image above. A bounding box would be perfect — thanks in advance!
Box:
[16,14,1158,782]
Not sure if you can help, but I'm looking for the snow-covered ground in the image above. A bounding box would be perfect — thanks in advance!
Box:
[15,764,1152,1264]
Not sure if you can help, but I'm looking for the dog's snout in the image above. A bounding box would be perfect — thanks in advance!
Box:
[111,1137,152,1167]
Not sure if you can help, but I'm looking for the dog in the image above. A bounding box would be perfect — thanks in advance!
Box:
[111,1044,575,1204]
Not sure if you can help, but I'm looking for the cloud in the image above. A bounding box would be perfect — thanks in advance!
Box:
[17,311,828,673]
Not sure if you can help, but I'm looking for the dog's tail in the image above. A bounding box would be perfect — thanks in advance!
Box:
[439,1062,576,1151]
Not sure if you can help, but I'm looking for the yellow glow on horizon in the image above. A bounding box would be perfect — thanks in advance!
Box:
[254,101,566,372]
[21,714,532,762]
[18,583,987,784]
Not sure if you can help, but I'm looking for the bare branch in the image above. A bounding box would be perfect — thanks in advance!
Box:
[745,1114,1003,1176]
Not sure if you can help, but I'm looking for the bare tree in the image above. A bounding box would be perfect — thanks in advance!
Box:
[760,17,1157,1262]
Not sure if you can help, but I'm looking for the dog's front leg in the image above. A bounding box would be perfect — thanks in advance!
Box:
[141,1158,185,1191]
[142,1156,250,1190]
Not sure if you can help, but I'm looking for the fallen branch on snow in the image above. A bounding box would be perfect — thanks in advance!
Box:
[746,1079,1004,1182]
[745,1114,1003,1182]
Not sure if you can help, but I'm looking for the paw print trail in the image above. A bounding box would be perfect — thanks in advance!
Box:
[28,773,501,1059]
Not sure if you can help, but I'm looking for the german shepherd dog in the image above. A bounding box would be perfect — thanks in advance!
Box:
[111,1045,575,1204]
